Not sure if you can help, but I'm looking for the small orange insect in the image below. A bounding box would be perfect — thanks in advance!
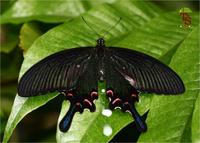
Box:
[179,7,192,28]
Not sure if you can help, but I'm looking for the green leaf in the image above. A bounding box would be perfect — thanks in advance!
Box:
[19,22,42,52]
[0,0,16,14]
[138,26,199,142]
[3,1,199,142]
[179,7,192,13]
[0,25,19,53]
[0,0,116,24]
[192,92,200,143]
[2,93,57,143]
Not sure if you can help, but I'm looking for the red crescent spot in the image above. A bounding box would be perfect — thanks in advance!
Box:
[83,99,93,107]
[91,91,98,99]
[106,90,114,97]
[112,98,122,106]
[67,93,73,97]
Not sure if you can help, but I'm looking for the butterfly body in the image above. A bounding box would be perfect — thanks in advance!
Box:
[96,38,106,81]
[18,38,185,133]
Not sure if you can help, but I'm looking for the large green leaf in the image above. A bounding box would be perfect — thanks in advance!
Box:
[0,0,116,24]
[3,0,199,142]
[138,26,199,142]
[192,92,200,143]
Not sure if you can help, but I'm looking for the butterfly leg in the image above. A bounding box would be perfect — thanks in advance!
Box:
[59,90,98,132]
[107,89,147,132]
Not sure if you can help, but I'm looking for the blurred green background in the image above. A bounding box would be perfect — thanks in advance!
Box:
[0,0,199,142]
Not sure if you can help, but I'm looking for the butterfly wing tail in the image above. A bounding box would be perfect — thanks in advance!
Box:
[59,103,77,132]
[128,104,147,132]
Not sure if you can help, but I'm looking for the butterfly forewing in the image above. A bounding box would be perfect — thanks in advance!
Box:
[108,47,185,94]
[18,47,95,97]
[76,58,98,95]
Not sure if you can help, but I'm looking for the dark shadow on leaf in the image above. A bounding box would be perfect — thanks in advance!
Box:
[110,111,149,143]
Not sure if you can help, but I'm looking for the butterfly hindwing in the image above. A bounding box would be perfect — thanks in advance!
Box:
[107,47,185,94]
[18,47,96,97]
[105,57,147,132]
[59,57,98,132]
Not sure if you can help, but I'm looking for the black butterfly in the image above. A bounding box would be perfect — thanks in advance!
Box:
[18,36,185,133]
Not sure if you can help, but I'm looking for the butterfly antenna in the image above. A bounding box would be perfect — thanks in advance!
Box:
[82,16,101,37]
[102,17,122,38]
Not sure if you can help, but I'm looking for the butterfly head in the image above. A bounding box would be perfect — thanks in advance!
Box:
[97,38,105,47]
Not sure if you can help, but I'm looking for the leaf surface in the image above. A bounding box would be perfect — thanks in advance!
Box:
[19,22,42,52]
[0,0,116,24]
